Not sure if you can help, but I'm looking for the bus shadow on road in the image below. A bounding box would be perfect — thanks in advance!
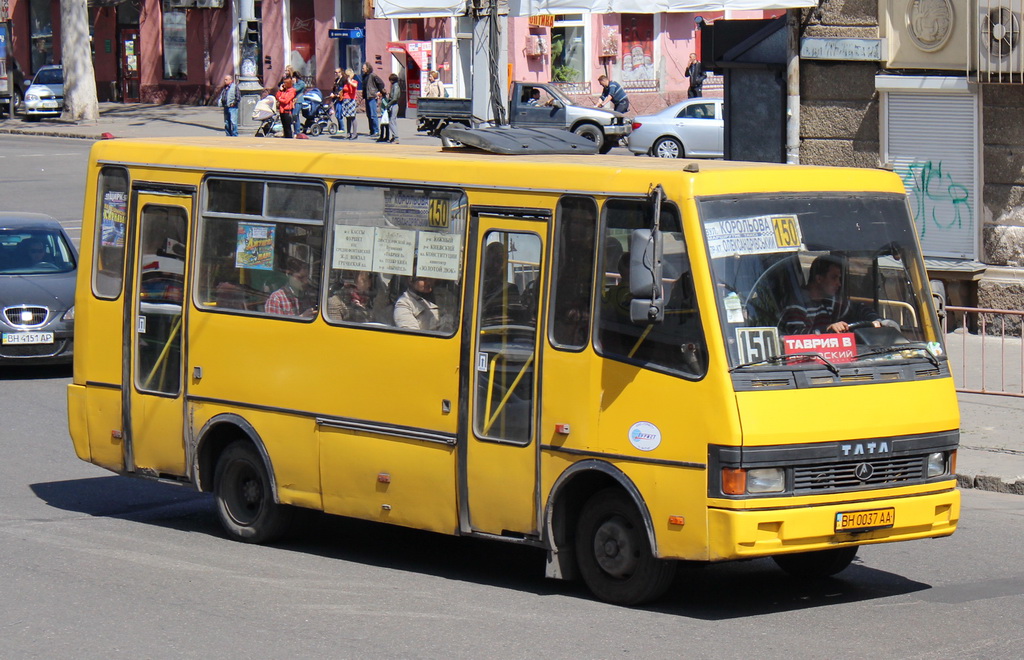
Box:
[31,475,931,615]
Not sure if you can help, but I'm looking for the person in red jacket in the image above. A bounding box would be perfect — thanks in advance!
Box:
[274,78,296,138]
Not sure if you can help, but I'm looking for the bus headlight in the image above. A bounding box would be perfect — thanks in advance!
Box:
[747,468,785,493]
[926,452,947,477]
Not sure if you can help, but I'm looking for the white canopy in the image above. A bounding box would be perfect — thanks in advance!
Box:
[374,0,817,18]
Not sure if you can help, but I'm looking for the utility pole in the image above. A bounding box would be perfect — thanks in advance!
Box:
[236,0,262,130]
[785,8,800,165]
[468,0,506,127]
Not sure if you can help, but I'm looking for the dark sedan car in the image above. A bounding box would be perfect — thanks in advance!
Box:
[0,213,77,364]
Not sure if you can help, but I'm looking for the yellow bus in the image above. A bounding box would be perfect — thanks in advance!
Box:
[67,137,959,605]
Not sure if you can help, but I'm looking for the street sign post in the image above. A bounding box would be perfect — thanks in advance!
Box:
[329,28,364,39]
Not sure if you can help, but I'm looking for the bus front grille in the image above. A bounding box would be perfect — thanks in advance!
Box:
[793,456,924,492]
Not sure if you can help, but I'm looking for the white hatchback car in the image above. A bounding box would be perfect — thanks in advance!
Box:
[24,64,64,120]
[627,98,724,159]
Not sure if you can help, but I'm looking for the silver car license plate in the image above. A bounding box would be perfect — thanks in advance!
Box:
[2,332,54,345]
[41,101,58,109]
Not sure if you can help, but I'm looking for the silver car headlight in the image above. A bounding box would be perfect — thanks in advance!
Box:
[747,467,786,493]
[26,93,39,101]
[926,452,946,477]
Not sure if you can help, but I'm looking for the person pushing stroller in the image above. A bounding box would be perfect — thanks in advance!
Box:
[252,88,280,137]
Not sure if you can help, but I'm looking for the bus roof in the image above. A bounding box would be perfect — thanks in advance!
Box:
[89,137,908,199]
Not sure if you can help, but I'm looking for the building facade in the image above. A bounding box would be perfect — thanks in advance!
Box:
[799,0,1024,310]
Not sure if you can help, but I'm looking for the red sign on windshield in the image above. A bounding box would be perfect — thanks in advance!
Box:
[782,333,857,363]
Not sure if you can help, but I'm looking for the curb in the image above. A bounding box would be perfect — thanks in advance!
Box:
[957,473,1024,495]
[0,127,102,140]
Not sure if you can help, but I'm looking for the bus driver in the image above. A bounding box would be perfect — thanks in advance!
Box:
[779,255,881,335]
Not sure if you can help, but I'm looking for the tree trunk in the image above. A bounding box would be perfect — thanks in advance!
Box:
[60,0,99,122]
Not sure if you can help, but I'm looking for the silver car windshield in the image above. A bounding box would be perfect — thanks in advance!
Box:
[698,193,943,370]
[0,229,76,275]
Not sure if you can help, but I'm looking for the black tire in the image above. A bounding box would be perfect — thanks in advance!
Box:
[214,440,292,544]
[11,90,23,116]
[572,123,605,152]
[653,136,684,159]
[598,136,616,154]
[773,546,858,578]
[308,123,323,137]
[327,121,339,135]
[575,488,677,605]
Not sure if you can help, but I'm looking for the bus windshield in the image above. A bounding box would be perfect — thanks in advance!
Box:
[698,193,943,370]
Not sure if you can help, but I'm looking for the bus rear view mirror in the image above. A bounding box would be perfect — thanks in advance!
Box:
[629,228,664,324]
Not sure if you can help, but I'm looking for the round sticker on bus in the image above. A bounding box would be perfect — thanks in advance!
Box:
[628,421,661,452]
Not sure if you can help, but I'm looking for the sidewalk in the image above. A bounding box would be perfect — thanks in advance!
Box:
[0,101,438,143]
[2,101,1023,496]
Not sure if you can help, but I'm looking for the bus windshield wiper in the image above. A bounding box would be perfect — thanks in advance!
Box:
[730,352,840,375]
[857,343,940,368]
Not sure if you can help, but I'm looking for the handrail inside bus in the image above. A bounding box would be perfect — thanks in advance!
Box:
[143,315,181,390]
[483,352,535,435]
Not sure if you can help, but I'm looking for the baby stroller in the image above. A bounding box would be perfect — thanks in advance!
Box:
[254,112,282,137]
[300,88,338,137]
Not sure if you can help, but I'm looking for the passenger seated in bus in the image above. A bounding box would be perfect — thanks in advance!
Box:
[481,242,521,325]
[779,255,880,335]
[394,275,453,331]
[327,269,376,323]
[265,257,315,317]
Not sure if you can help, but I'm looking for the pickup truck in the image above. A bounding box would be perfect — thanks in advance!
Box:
[417,81,630,154]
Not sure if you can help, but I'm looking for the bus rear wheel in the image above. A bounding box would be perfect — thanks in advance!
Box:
[773,546,858,578]
[214,440,292,544]
[575,488,676,605]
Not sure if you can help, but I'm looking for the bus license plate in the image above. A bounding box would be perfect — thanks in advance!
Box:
[835,507,895,532]
[2,332,54,345]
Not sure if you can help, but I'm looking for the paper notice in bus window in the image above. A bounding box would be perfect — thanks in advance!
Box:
[332,225,375,271]
[235,222,275,270]
[372,227,416,276]
[704,215,802,259]
[416,231,461,280]
[384,189,430,227]
[782,332,856,363]
[100,191,127,247]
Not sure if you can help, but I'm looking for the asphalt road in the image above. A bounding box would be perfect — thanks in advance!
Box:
[1,366,1023,658]
[2,134,1024,656]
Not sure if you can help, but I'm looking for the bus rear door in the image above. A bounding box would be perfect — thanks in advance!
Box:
[123,187,193,477]
[462,215,546,537]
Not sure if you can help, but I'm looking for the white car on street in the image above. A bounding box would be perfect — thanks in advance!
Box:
[24,65,64,120]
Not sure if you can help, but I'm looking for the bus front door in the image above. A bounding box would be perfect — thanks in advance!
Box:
[463,218,545,537]
[123,191,192,477]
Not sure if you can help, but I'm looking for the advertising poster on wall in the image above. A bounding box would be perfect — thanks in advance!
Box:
[620,14,654,84]
[235,222,276,270]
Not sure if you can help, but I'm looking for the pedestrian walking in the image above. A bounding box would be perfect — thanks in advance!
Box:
[597,75,629,114]
[340,69,359,139]
[685,53,706,98]
[217,74,241,136]
[362,62,386,138]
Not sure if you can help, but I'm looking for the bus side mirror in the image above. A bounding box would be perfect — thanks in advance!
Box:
[629,228,664,324]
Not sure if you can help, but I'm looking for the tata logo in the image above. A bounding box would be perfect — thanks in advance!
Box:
[854,463,875,481]
[839,441,890,457]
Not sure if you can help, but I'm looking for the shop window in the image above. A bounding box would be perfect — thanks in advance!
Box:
[161,2,188,80]
[29,0,54,73]
[552,14,586,88]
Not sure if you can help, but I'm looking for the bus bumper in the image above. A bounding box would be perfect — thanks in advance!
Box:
[705,485,960,561]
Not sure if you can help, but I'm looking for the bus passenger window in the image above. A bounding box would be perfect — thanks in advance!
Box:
[93,167,130,299]
[195,177,325,317]
[328,184,467,335]
[596,199,707,377]
[549,196,597,349]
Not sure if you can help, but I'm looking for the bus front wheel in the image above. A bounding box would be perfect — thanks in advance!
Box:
[575,488,676,605]
[214,441,292,544]
[773,546,858,578]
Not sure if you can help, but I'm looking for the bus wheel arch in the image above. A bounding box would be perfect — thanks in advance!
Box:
[194,414,275,495]
[544,461,664,593]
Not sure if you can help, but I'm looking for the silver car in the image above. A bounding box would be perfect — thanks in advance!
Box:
[0,213,77,365]
[23,64,63,119]
[627,98,724,159]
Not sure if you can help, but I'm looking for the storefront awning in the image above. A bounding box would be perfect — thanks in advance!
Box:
[374,0,467,18]
[511,0,817,13]
[375,0,817,18]
[387,41,433,69]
